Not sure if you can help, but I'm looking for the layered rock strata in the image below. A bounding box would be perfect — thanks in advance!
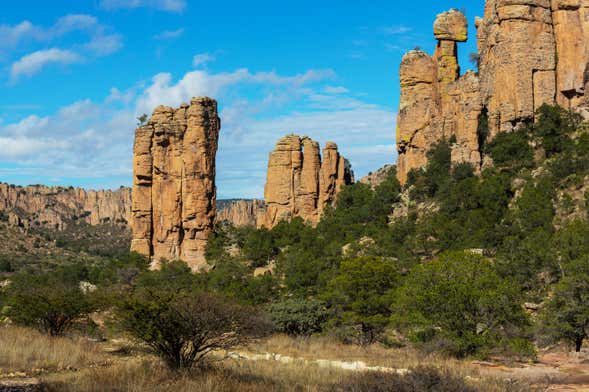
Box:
[130,97,220,270]
[263,135,354,228]
[216,199,266,228]
[0,183,131,230]
[397,3,589,184]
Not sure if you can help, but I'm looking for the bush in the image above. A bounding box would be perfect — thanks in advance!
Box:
[486,129,534,170]
[330,366,476,392]
[391,251,531,358]
[117,264,270,370]
[5,267,95,336]
[534,104,579,157]
[268,298,328,336]
[540,257,589,352]
[323,256,400,344]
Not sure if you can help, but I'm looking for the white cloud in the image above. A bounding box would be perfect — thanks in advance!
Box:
[324,86,349,94]
[10,49,82,81]
[0,21,42,47]
[100,0,186,12]
[51,14,98,36]
[0,137,70,159]
[382,25,412,35]
[1,66,395,197]
[154,28,185,40]
[2,14,122,82]
[192,52,215,67]
[135,68,335,115]
[84,33,123,56]
[0,14,101,48]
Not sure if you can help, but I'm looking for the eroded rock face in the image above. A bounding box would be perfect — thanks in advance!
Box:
[477,0,557,135]
[397,9,483,184]
[434,9,468,41]
[216,199,266,227]
[130,97,220,270]
[396,2,589,183]
[0,183,131,230]
[263,135,354,228]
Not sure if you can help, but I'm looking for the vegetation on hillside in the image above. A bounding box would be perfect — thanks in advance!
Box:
[0,104,588,389]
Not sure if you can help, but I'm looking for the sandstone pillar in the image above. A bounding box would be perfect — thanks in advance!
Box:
[130,97,220,270]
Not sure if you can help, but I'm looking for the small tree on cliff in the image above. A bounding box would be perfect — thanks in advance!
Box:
[136,113,148,126]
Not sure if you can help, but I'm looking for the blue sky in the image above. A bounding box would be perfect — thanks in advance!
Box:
[0,0,483,198]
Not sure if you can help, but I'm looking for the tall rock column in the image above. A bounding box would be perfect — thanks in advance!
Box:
[130,97,220,270]
[263,135,302,228]
[433,9,467,107]
[319,142,354,214]
[263,135,353,228]
[296,138,321,223]
[396,50,439,185]
[396,9,482,184]
[477,0,556,136]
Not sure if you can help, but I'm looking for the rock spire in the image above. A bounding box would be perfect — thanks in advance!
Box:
[130,97,220,270]
[263,135,353,228]
[396,2,589,184]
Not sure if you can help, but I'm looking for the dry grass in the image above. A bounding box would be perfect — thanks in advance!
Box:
[0,325,108,375]
[0,326,542,391]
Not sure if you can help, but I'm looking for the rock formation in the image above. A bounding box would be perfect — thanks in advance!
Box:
[0,183,131,230]
[130,97,220,270]
[396,3,589,184]
[359,165,395,189]
[263,135,353,228]
[216,199,266,227]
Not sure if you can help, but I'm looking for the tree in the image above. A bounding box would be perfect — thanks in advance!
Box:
[485,129,534,170]
[391,251,531,358]
[534,104,579,157]
[540,258,589,352]
[5,267,95,336]
[242,228,278,267]
[117,264,269,370]
[136,113,148,126]
[268,298,329,336]
[323,256,400,344]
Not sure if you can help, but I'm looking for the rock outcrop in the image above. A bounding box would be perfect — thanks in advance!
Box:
[216,199,266,227]
[397,9,483,184]
[396,3,589,184]
[0,183,131,230]
[359,165,395,189]
[130,97,220,270]
[263,135,353,228]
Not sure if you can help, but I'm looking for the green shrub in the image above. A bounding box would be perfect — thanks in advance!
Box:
[5,267,95,336]
[534,104,579,157]
[540,257,589,352]
[323,256,400,345]
[267,298,328,336]
[117,264,270,370]
[486,129,534,170]
[391,251,531,358]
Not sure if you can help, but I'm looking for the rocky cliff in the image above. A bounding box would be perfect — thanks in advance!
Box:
[396,2,589,184]
[0,183,131,230]
[359,165,395,189]
[263,135,354,228]
[216,199,266,227]
[130,97,220,270]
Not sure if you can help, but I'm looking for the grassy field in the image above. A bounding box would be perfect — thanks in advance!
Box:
[0,326,546,391]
